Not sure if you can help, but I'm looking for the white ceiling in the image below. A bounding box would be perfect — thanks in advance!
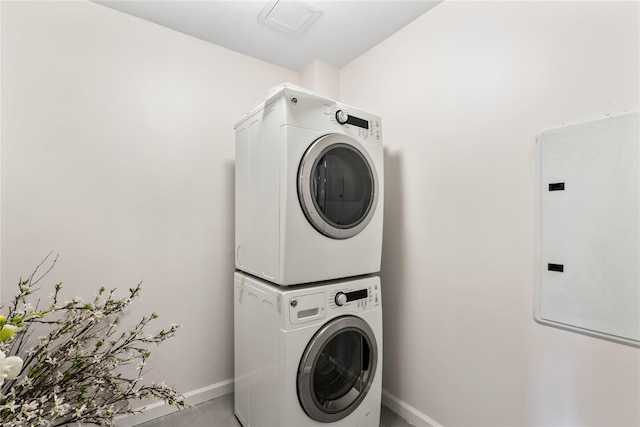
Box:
[95,1,442,71]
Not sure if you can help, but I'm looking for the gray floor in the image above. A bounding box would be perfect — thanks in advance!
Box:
[138,393,413,427]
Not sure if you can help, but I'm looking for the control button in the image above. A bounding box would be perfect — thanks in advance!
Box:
[336,110,348,125]
[335,292,347,306]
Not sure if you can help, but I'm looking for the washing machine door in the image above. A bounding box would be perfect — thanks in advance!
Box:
[297,316,378,423]
[298,134,379,239]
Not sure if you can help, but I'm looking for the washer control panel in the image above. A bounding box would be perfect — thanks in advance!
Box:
[289,291,326,325]
[329,282,381,310]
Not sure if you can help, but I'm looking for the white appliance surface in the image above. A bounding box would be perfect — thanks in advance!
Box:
[235,84,384,286]
[234,271,383,427]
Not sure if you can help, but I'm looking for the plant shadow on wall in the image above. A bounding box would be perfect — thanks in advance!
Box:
[0,254,188,426]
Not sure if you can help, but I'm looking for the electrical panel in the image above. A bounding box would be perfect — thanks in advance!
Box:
[534,111,639,347]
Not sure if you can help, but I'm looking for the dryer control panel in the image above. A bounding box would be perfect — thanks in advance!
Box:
[328,105,382,143]
[335,110,368,129]
[329,282,381,310]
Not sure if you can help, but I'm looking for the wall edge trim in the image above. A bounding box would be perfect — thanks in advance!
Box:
[115,378,234,427]
[382,388,443,427]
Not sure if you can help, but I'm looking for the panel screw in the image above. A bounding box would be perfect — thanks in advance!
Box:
[290,97,298,105]
[290,298,298,307]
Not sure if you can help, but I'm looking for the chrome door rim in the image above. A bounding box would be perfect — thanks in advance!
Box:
[297,316,378,423]
[298,134,378,240]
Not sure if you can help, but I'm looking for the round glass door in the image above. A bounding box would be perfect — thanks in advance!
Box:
[297,316,378,423]
[298,134,378,239]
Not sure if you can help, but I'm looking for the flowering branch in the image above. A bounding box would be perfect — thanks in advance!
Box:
[0,254,188,426]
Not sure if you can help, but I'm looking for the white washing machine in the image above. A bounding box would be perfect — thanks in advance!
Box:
[235,84,384,286]
[234,271,382,427]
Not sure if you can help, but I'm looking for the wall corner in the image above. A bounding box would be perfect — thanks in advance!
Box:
[299,60,339,100]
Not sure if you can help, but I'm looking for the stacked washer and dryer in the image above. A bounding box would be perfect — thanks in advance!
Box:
[233,84,384,427]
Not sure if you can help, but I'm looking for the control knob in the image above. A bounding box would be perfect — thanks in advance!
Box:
[335,292,347,306]
[335,110,348,125]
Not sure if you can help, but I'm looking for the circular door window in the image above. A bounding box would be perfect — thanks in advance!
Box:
[297,316,378,423]
[298,134,379,239]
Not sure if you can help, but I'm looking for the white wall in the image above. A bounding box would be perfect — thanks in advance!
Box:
[1,0,298,419]
[340,1,639,426]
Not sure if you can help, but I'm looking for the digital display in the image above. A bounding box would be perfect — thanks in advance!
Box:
[346,115,369,129]
[346,289,368,301]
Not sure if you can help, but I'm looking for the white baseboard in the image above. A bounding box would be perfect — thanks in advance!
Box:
[382,388,443,427]
[116,378,234,427]
[115,380,440,427]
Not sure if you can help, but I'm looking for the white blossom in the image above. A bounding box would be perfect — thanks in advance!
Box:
[0,351,23,386]
[18,374,33,388]
[52,394,71,417]
[74,403,87,417]
[20,400,39,420]
[1,400,19,413]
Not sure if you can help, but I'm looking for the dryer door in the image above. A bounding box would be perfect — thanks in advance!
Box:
[298,134,379,239]
[297,316,378,423]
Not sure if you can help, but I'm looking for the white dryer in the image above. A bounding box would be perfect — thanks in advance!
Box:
[235,84,383,286]
[234,271,382,427]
